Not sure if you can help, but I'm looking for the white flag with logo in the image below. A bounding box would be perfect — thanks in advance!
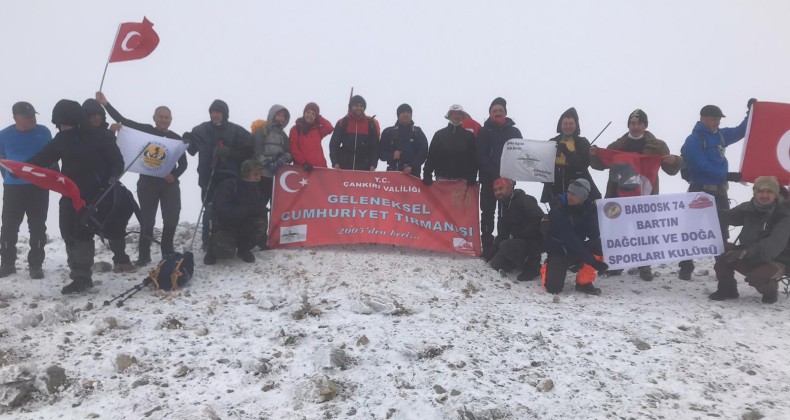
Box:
[499,139,556,182]
[116,126,188,177]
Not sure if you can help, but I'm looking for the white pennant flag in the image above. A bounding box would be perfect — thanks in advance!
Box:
[499,139,556,182]
[115,126,188,177]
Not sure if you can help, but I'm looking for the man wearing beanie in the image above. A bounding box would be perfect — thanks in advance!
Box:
[589,108,682,281]
[543,178,609,295]
[204,159,266,265]
[476,97,522,258]
[541,107,601,205]
[290,102,334,170]
[380,103,428,176]
[184,99,252,251]
[712,176,790,304]
[0,101,52,279]
[329,95,380,171]
[423,104,477,186]
[677,99,756,280]
[486,178,545,281]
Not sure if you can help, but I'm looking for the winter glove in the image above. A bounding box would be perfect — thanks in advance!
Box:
[107,176,118,186]
[726,172,742,182]
[303,163,313,171]
[467,176,477,186]
[182,132,195,144]
[747,98,758,109]
[214,144,231,159]
[569,260,584,273]
[422,176,434,186]
[724,249,746,264]
[591,260,609,274]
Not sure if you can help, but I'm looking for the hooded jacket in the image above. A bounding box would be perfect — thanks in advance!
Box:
[681,118,747,186]
[379,121,428,174]
[476,117,522,182]
[329,113,380,170]
[290,114,333,168]
[424,123,477,181]
[720,198,790,266]
[494,189,544,246]
[544,193,600,267]
[252,105,291,178]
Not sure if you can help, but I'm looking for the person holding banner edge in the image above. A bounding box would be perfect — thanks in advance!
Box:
[677,99,755,280]
[95,92,187,266]
[712,176,790,304]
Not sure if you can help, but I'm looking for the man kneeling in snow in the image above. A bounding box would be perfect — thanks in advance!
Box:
[711,176,790,304]
[204,160,267,265]
[542,179,608,295]
[486,178,545,281]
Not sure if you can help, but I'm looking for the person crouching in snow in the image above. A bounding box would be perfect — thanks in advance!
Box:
[204,160,267,265]
[711,176,790,304]
[542,178,608,295]
[486,178,545,281]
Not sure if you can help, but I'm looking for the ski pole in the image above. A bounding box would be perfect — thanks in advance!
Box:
[589,121,612,146]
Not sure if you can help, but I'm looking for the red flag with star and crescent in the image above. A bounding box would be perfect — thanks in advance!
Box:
[109,17,160,63]
[594,149,663,197]
[740,102,790,185]
[0,160,84,210]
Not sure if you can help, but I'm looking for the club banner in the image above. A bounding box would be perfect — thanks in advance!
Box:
[598,192,724,269]
[740,101,790,184]
[115,126,188,177]
[269,166,481,256]
[499,139,556,182]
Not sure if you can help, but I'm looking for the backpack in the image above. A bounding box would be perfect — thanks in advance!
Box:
[680,132,724,182]
[146,252,195,291]
[82,183,141,240]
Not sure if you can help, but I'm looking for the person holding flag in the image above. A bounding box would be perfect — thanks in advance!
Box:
[589,109,682,280]
[95,92,187,266]
[0,102,52,279]
[27,99,125,294]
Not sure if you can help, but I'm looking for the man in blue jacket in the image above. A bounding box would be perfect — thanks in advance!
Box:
[0,102,52,279]
[380,103,428,177]
[678,100,754,280]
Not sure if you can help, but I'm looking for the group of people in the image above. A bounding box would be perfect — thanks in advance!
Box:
[0,93,785,303]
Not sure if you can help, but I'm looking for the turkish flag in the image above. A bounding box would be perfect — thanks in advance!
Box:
[740,102,790,185]
[0,160,85,210]
[594,149,663,197]
[108,17,160,63]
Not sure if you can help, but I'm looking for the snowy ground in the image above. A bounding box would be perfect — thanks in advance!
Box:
[0,223,788,420]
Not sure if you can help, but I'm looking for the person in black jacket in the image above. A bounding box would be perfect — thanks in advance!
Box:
[95,92,188,265]
[183,100,252,250]
[205,159,267,265]
[329,95,380,171]
[27,99,125,294]
[380,103,428,176]
[540,107,601,204]
[476,97,522,257]
[486,178,545,281]
[423,104,477,185]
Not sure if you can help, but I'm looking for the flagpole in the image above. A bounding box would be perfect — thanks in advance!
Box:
[589,121,612,146]
[99,24,121,92]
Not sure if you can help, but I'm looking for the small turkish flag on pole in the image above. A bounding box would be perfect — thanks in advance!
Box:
[99,17,160,91]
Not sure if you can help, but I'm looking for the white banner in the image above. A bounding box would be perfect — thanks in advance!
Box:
[598,192,725,269]
[499,139,556,182]
[115,126,188,177]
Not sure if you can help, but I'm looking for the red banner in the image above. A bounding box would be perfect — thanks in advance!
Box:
[0,160,84,210]
[741,102,790,184]
[595,148,663,197]
[269,166,480,256]
[109,17,160,63]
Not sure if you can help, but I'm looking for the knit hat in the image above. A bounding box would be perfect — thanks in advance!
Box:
[489,97,507,113]
[240,159,263,178]
[700,105,725,118]
[493,177,515,190]
[349,95,366,109]
[753,176,780,194]
[209,99,229,120]
[445,104,469,120]
[567,178,591,201]
[556,107,580,136]
[396,103,412,116]
[51,99,82,128]
[304,102,320,116]
[628,109,648,127]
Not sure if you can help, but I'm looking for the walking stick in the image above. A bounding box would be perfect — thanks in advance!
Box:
[589,121,612,146]
[103,277,153,308]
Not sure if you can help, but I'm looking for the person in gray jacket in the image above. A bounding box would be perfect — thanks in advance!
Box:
[712,176,790,304]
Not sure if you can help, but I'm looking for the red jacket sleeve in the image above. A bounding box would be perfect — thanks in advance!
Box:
[289,125,306,165]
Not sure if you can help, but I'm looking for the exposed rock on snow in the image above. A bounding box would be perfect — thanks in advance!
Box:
[42,365,68,394]
[114,354,137,373]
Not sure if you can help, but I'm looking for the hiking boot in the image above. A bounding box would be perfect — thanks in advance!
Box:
[238,250,255,263]
[113,263,139,273]
[678,268,693,281]
[638,266,654,282]
[575,283,602,296]
[762,291,778,304]
[517,269,539,282]
[61,278,94,295]
[0,265,16,278]
[135,255,152,267]
[708,290,739,301]
[498,268,508,278]
[204,252,216,266]
[29,266,44,280]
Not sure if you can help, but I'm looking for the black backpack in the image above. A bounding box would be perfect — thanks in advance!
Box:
[82,183,141,240]
[146,252,195,291]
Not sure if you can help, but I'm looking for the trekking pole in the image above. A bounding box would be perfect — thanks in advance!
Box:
[103,277,152,308]
[188,142,223,252]
[87,142,151,213]
[589,121,612,146]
